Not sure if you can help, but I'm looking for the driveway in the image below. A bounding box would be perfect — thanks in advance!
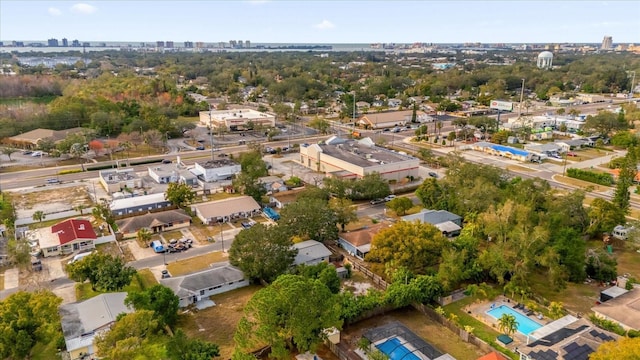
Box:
[2,268,19,289]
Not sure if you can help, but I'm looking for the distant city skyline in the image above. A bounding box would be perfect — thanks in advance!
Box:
[1,1,639,44]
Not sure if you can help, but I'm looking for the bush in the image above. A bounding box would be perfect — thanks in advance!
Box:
[58,169,82,175]
[566,168,614,186]
[589,314,626,336]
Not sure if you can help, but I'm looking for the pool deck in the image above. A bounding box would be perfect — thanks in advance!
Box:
[465,295,552,349]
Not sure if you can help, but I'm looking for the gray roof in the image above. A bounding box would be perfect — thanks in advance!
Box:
[59,292,133,351]
[403,210,461,226]
[160,265,245,299]
[116,209,191,234]
[315,137,418,168]
[110,192,167,211]
[293,240,332,265]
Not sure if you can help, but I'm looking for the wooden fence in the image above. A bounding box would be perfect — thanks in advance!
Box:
[351,262,388,290]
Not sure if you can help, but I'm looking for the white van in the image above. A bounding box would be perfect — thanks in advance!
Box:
[612,225,634,240]
[68,251,94,264]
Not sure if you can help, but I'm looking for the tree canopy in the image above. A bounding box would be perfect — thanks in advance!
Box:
[126,284,180,328]
[66,252,136,291]
[165,182,196,208]
[234,274,342,360]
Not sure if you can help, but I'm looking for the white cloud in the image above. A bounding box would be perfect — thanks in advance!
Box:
[70,3,97,14]
[314,20,335,30]
[48,7,62,16]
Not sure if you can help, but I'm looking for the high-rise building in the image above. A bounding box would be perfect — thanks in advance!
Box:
[196,42,205,49]
[229,40,237,48]
[62,38,68,47]
[166,41,174,48]
[157,41,165,48]
[245,40,251,48]
[184,41,193,48]
[601,36,613,50]
[47,38,59,47]
[72,39,80,47]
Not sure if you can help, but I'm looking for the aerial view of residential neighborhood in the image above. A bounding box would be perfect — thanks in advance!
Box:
[1,1,639,360]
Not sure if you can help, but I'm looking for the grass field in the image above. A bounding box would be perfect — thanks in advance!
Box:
[176,285,262,360]
[166,252,227,277]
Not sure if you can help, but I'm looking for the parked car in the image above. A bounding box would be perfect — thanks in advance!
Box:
[241,220,257,229]
[196,145,205,150]
[428,172,438,178]
[162,159,172,164]
[22,150,33,155]
[31,151,43,157]
[370,198,385,205]
[384,195,397,202]
[161,270,171,279]
[46,178,59,184]
[567,152,578,157]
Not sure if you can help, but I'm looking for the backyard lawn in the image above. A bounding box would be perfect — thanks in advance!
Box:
[176,285,262,360]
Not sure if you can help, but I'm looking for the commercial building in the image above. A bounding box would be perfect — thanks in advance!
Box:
[357,110,430,129]
[192,159,241,182]
[60,292,134,360]
[99,168,142,194]
[191,196,261,225]
[147,163,198,186]
[5,127,88,149]
[198,109,275,130]
[299,136,420,181]
[110,193,173,216]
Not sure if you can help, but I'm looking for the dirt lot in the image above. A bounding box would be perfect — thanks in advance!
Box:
[11,184,93,219]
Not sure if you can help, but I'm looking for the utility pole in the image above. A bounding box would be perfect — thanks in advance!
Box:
[628,71,636,104]
[209,106,215,161]
[518,78,526,117]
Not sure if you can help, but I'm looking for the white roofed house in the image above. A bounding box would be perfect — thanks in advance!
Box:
[160,265,249,307]
[292,240,332,266]
[402,209,463,237]
[59,292,134,360]
[147,163,198,186]
[191,196,261,225]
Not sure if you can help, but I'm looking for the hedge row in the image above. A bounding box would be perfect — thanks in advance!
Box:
[86,158,163,171]
[58,169,82,175]
[566,168,614,186]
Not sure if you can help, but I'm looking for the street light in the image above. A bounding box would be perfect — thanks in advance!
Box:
[209,106,215,161]
[518,79,526,117]
[219,221,225,253]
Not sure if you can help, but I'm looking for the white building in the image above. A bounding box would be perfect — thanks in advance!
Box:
[199,109,275,130]
[192,159,241,182]
[160,265,249,307]
[537,51,553,69]
[99,168,142,194]
[147,163,198,186]
[293,240,332,266]
[299,136,420,181]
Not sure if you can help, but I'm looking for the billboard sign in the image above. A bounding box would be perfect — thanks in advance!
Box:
[490,100,513,111]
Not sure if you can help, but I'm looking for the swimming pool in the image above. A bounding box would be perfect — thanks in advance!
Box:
[376,337,421,360]
[487,305,542,335]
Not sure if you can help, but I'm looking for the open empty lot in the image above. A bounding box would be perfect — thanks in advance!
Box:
[10,184,93,219]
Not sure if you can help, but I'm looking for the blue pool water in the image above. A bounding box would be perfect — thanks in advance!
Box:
[376,337,421,360]
[487,305,542,335]
[491,145,529,157]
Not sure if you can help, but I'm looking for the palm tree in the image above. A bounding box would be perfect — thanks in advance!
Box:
[32,210,46,223]
[498,313,518,336]
[137,228,152,247]
[74,204,87,215]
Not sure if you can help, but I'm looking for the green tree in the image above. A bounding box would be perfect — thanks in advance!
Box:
[165,182,196,208]
[308,117,331,134]
[66,252,136,291]
[613,147,637,213]
[238,149,268,178]
[589,337,640,360]
[126,284,180,328]
[1,148,18,162]
[92,199,116,227]
[167,329,220,360]
[415,178,446,209]
[137,228,152,246]
[386,197,413,215]
[95,310,164,359]
[228,223,297,282]
[351,172,391,200]
[366,221,449,274]
[32,210,46,223]
[232,171,267,203]
[497,313,518,336]
[279,197,338,242]
[586,249,618,282]
[328,197,358,232]
[548,301,565,320]
[296,262,342,294]
[234,275,342,360]
[587,198,626,236]
[0,290,63,360]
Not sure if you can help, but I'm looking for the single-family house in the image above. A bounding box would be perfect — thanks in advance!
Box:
[110,193,173,216]
[592,287,640,331]
[258,175,288,193]
[270,188,306,208]
[519,316,618,360]
[402,209,463,237]
[147,163,198,185]
[160,265,249,307]
[191,196,261,225]
[115,209,192,238]
[59,292,133,360]
[338,222,391,260]
[293,240,332,266]
[387,98,402,108]
[37,219,97,257]
[192,159,241,182]
[99,168,142,194]
[524,142,563,155]
[555,138,593,152]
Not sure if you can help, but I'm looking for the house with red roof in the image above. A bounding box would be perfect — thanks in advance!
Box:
[37,219,97,257]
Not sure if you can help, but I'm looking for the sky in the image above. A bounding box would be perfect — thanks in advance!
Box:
[1,1,639,44]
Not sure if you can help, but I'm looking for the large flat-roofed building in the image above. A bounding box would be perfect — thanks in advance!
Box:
[199,109,275,130]
[191,196,261,224]
[192,159,241,182]
[358,110,430,129]
[299,136,420,181]
[99,168,142,194]
[147,163,198,186]
[110,193,173,216]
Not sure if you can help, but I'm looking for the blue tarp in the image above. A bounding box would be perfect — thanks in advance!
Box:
[491,144,529,157]
[263,207,280,221]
